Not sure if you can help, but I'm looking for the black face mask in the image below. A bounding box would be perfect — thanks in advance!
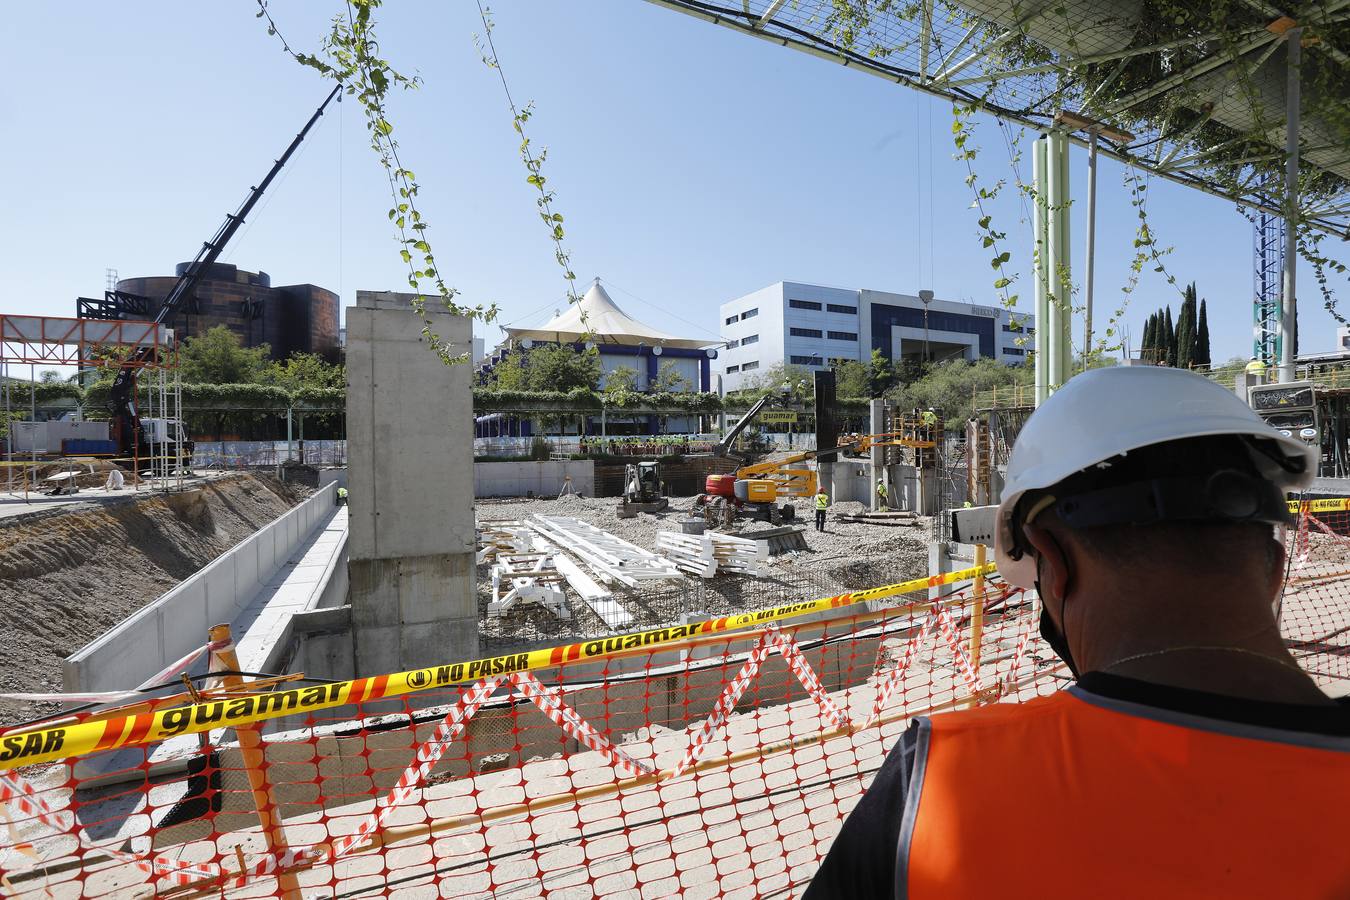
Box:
[1035,557,1080,679]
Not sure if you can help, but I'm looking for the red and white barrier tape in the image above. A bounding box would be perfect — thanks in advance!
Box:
[6,599,1034,892]
[0,771,221,886]
[933,605,986,694]
[1293,509,1312,571]
[226,676,501,887]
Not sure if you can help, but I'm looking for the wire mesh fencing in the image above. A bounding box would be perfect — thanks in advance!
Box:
[2,501,1348,897]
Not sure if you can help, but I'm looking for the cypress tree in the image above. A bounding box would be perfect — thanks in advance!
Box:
[1164,306,1176,367]
[1154,307,1167,363]
[1142,313,1156,363]
[1196,298,1211,367]
[1176,284,1197,369]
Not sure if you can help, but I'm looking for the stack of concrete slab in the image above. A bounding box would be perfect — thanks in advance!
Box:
[529,515,682,587]
[475,518,644,631]
[655,531,767,578]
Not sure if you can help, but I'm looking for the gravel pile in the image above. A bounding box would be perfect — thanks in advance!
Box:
[475,494,930,654]
[0,473,306,726]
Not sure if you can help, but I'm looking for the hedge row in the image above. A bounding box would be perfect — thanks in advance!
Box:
[17,382,871,415]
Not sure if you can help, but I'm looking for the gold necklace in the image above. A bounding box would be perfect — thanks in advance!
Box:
[1102,645,1305,675]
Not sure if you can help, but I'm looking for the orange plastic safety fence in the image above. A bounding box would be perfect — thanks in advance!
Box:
[1284,503,1350,692]
[4,515,1345,899]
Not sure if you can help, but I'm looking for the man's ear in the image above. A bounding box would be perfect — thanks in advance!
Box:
[1022,523,1070,607]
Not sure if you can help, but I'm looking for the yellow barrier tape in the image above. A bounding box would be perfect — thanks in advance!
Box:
[0,563,994,770]
[1287,498,1350,514]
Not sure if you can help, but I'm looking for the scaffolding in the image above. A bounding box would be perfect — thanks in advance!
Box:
[1,312,182,501]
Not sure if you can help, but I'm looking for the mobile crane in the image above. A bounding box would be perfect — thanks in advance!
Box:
[698,395,937,526]
[104,85,341,467]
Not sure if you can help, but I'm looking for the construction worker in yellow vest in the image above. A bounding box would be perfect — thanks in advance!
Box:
[1246,356,1268,386]
[814,489,829,532]
[876,479,889,510]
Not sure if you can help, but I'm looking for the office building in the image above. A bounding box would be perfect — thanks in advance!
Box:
[718,281,1030,391]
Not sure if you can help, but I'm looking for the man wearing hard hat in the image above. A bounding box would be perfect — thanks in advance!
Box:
[806,367,1350,899]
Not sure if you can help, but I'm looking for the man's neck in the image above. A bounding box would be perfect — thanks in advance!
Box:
[1070,589,1334,706]
[1085,644,1334,706]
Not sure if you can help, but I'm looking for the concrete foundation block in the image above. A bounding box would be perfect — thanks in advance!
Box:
[203,562,237,627]
[353,624,403,677]
[234,535,260,601]
[348,558,402,629]
[396,553,476,625]
[400,618,478,670]
[160,582,206,654]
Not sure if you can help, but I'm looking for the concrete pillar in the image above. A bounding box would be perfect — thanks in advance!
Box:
[928,541,950,603]
[345,290,478,675]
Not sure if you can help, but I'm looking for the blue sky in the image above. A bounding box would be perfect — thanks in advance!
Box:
[3,1,1339,365]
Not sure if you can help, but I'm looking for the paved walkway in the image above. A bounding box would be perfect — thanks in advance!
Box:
[233,503,348,672]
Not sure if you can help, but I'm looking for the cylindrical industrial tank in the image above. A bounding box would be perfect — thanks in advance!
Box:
[115,263,340,362]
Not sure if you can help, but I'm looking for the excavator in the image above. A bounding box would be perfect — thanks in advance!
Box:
[697,392,937,526]
[100,85,341,468]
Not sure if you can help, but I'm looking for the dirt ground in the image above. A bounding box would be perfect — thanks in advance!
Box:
[475,494,931,653]
[0,473,307,724]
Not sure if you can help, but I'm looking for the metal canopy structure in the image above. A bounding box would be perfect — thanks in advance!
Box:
[646,0,1350,237]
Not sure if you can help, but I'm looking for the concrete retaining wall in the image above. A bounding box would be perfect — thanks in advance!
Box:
[64,482,338,694]
[473,460,595,498]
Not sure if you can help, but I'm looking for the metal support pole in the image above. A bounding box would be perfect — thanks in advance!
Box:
[208,624,303,899]
[4,361,11,497]
[1084,129,1098,367]
[965,543,986,709]
[869,399,884,512]
[1278,28,1302,385]
[1033,137,1049,406]
[1046,130,1072,390]
[29,364,36,500]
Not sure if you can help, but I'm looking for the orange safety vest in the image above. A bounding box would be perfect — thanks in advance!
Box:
[899,688,1350,899]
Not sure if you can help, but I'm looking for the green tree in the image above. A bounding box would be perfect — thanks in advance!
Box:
[602,364,639,396]
[180,326,271,384]
[523,344,601,393]
[1176,284,1197,369]
[738,362,814,402]
[1164,306,1176,367]
[651,360,692,393]
[266,353,345,391]
[832,359,872,399]
[483,351,529,390]
[1141,313,1156,363]
[1196,298,1211,367]
[886,357,1034,425]
[868,349,895,396]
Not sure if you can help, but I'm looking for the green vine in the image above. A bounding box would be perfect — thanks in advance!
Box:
[951,102,1018,310]
[473,4,580,306]
[1299,227,1349,324]
[257,0,495,366]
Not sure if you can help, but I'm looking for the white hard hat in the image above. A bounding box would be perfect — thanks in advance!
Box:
[994,366,1315,589]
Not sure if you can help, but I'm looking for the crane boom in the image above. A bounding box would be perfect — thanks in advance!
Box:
[108,84,342,455]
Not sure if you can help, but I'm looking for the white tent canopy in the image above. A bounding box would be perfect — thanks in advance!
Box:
[503,280,710,350]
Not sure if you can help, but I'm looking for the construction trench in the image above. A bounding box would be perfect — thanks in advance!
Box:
[1,292,1347,898]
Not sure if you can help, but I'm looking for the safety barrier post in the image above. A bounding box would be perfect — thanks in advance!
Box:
[208,623,302,898]
[965,544,986,709]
